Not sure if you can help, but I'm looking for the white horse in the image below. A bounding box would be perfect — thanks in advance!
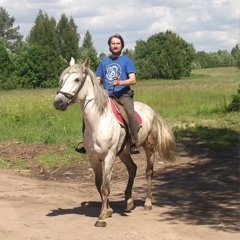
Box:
[53,58,176,227]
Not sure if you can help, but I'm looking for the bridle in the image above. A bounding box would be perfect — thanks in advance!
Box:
[56,70,88,105]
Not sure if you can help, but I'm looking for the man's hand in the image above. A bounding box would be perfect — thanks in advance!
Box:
[96,77,101,83]
[113,77,119,86]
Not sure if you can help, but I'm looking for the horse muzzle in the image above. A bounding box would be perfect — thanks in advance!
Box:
[53,94,72,111]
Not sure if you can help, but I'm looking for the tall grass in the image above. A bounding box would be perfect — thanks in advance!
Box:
[0,67,239,145]
[0,89,83,145]
[134,67,240,131]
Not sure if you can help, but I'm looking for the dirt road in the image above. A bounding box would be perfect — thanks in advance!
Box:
[0,146,239,240]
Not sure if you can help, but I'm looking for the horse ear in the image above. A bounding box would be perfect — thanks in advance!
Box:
[84,58,90,68]
[70,57,75,66]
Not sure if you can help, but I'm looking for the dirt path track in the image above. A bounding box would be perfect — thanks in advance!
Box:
[0,149,239,240]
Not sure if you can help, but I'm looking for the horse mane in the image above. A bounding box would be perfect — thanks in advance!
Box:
[86,67,109,115]
[59,63,109,116]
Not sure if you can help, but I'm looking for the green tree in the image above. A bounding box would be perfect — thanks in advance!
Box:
[123,48,135,59]
[99,52,107,61]
[79,30,99,70]
[0,7,23,53]
[205,52,220,68]
[134,31,194,79]
[194,49,235,69]
[134,40,153,79]
[217,50,235,67]
[56,14,80,61]
[182,42,196,75]
[24,10,66,88]
[14,44,67,88]
[0,38,16,89]
[194,51,207,68]
[231,44,240,69]
[27,10,58,53]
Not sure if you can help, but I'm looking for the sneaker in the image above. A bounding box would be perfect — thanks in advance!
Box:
[75,146,87,154]
[130,144,140,154]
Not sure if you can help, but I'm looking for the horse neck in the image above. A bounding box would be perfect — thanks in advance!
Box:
[79,74,109,129]
[78,75,95,110]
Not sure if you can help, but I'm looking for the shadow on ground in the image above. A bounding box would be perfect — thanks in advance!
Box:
[45,126,239,233]
[144,126,239,233]
[46,199,145,219]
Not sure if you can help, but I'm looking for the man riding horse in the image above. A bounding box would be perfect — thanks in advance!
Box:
[76,34,140,155]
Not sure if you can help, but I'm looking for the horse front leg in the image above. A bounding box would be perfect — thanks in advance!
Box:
[94,159,114,227]
[119,154,137,211]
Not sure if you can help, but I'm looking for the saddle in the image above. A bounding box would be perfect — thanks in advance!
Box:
[109,98,142,156]
[109,98,142,127]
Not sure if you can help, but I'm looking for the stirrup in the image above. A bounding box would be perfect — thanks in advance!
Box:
[75,142,87,154]
[75,146,87,154]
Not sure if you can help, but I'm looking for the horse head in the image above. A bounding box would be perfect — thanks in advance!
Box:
[53,58,90,111]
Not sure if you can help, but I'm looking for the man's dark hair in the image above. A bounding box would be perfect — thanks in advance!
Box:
[108,34,124,48]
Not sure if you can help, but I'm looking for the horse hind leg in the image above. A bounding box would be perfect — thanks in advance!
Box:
[119,154,137,211]
[142,143,155,211]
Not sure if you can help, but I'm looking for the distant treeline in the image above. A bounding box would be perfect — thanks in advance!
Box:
[0,7,239,90]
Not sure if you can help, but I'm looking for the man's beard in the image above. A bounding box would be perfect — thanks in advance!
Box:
[110,48,122,55]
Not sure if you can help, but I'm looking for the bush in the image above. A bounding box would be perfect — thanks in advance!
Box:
[224,86,240,112]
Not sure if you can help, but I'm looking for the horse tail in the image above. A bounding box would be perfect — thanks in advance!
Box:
[155,113,176,162]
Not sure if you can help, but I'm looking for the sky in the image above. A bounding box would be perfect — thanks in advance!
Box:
[1,0,239,54]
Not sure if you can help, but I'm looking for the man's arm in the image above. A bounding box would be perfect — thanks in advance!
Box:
[113,73,136,86]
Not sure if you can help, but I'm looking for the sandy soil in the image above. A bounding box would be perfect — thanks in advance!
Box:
[0,142,239,240]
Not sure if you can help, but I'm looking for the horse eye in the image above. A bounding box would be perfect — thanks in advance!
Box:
[75,78,80,82]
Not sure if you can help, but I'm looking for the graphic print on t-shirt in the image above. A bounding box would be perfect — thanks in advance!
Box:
[106,63,122,84]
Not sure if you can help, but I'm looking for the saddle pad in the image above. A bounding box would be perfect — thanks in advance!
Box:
[109,98,142,127]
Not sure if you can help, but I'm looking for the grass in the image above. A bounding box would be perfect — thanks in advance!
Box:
[38,150,88,169]
[135,67,239,129]
[0,67,239,170]
[0,158,30,169]
[0,89,83,144]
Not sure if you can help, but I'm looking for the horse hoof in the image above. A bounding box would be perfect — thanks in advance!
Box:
[94,220,107,227]
[144,205,152,211]
[125,199,134,212]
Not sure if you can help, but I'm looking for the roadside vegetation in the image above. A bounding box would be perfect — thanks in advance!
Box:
[0,6,239,174]
[0,7,239,91]
[0,67,239,170]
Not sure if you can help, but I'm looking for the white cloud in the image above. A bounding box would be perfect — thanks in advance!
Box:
[213,0,231,5]
[0,0,239,53]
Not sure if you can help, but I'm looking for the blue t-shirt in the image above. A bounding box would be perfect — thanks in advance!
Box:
[96,55,137,97]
